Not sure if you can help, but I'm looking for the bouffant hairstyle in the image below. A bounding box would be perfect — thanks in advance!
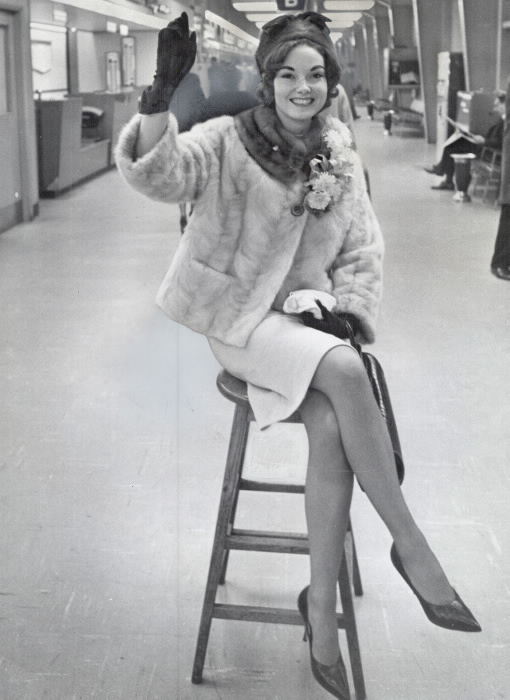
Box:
[255,13,341,109]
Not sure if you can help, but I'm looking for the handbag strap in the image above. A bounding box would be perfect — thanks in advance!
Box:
[345,320,362,356]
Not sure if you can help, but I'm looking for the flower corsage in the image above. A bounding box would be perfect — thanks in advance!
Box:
[303,130,354,216]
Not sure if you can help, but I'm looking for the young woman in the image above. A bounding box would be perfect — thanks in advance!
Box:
[116,12,480,699]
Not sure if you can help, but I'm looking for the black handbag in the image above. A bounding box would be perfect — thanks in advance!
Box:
[347,325,405,484]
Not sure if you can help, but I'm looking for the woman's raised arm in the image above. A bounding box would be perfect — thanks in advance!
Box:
[136,113,169,158]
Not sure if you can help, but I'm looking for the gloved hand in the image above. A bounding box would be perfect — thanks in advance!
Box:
[140,12,197,115]
[300,300,360,340]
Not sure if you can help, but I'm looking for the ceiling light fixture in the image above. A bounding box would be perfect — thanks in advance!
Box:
[324,0,374,9]
[326,11,362,21]
[233,1,281,10]
[251,18,354,30]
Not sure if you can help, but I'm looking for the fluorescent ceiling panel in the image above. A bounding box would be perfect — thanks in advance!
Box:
[328,20,356,27]
[327,11,362,21]
[324,0,374,9]
[255,19,353,29]
[246,11,360,22]
[233,2,281,10]
[234,0,373,8]
[251,15,354,29]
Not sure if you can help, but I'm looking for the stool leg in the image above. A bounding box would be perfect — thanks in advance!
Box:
[191,404,250,684]
[349,526,363,597]
[218,415,250,585]
[338,553,366,700]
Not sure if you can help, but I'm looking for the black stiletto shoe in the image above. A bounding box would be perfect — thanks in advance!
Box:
[297,587,351,700]
[390,544,481,632]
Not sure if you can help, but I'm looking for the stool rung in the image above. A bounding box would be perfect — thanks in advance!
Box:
[240,478,304,494]
[213,603,346,628]
[227,529,309,553]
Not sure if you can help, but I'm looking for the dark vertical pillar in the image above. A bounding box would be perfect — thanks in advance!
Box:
[354,22,370,96]
[392,3,414,47]
[365,15,383,100]
[67,28,79,95]
[498,0,510,91]
[375,9,392,95]
[413,0,453,143]
[459,0,500,91]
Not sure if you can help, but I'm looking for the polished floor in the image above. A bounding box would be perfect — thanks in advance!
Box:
[1,115,509,700]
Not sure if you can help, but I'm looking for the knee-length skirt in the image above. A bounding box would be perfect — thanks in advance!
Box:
[208,311,355,429]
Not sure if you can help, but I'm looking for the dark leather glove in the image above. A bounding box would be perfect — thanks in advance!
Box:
[300,300,360,340]
[140,12,197,115]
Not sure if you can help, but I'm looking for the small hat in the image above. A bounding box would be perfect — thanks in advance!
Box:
[255,12,336,75]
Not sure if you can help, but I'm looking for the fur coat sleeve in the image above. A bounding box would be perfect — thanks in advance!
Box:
[115,112,233,204]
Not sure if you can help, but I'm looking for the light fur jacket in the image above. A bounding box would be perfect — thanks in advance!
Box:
[115,111,384,348]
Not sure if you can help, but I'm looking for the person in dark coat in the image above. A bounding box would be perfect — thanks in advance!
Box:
[490,80,510,279]
[169,73,260,232]
[168,72,208,132]
[207,56,223,95]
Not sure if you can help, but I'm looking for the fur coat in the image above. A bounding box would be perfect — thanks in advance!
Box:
[115,111,384,347]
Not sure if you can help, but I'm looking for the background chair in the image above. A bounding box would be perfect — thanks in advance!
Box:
[470,146,502,204]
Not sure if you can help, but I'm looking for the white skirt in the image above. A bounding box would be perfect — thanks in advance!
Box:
[208,311,355,429]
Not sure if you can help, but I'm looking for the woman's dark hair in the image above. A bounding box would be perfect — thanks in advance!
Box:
[256,38,341,110]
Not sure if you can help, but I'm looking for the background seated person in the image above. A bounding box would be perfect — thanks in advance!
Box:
[425,93,505,191]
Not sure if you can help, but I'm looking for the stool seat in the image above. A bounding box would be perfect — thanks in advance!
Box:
[216,369,249,405]
[192,370,366,699]
[216,369,302,423]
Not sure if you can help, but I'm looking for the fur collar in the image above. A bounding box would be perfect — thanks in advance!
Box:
[234,104,327,183]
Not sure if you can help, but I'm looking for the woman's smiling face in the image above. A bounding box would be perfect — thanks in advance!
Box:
[273,43,328,134]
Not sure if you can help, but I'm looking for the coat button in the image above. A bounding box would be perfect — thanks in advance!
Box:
[291,203,305,216]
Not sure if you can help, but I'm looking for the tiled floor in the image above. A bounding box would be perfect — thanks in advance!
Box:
[1,115,509,699]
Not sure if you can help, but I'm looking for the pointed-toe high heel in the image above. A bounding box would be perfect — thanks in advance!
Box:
[297,587,351,700]
[390,544,481,632]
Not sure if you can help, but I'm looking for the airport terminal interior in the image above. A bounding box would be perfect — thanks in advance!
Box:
[1,0,510,698]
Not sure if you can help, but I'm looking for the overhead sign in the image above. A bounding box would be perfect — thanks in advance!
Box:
[276,0,306,10]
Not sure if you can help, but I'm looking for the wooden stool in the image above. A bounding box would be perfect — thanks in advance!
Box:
[191,370,366,700]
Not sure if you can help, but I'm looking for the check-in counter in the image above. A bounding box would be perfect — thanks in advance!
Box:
[36,97,111,196]
[74,89,143,165]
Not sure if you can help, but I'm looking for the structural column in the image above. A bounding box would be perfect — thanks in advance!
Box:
[364,14,383,100]
[354,21,370,97]
[392,1,414,47]
[413,0,454,143]
[458,0,500,91]
[374,5,392,97]
[67,28,79,95]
